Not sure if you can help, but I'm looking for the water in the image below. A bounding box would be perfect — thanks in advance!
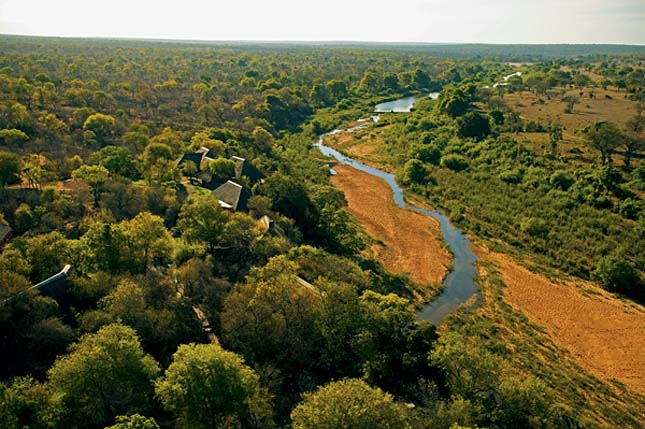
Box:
[315,104,480,324]
[374,92,440,113]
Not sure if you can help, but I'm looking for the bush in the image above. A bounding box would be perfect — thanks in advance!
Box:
[519,217,549,238]
[441,154,469,172]
[401,159,428,184]
[549,170,574,191]
[592,255,642,299]
[413,144,441,165]
[619,199,641,220]
[500,168,523,184]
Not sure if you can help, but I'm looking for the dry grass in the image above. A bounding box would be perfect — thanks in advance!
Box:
[475,244,645,395]
[330,165,451,297]
[504,87,639,130]
[324,126,394,170]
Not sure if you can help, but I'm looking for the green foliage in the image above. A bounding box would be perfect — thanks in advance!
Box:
[47,323,160,429]
[581,121,626,165]
[206,157,236,183]
[591,254,643,299]
[440,154,469,171]
[291,378,409,429]
[82,113,116,144]
[456,112,491,140]
[0,150,22,187]
[0,128,29,145]
[155,344,273,429]
[104,414,159,429]
[178,193,228,254]
[401,159,428,184]
[0,376,62,429]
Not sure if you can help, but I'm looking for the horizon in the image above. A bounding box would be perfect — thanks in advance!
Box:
[2,33,644,47]
[1,0,644,45]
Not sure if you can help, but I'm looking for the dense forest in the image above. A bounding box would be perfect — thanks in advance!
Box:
[0,35,644,429]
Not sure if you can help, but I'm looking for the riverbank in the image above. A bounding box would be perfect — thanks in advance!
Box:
[325,121,645,396]
[330,164,450,301]
[476,245,645,395]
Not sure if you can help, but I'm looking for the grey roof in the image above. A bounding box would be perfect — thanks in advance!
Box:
[231,156,264,184]
[33,264,71,300]
[212,180,250,212]
[177,152,206,168]
[0,224,11,242]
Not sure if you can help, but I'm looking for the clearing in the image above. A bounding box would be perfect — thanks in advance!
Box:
[330,165,450,297]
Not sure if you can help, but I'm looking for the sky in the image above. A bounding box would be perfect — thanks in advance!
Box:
[1,0,644,44]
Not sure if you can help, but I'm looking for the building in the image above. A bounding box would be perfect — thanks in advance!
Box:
[212,180,250,212]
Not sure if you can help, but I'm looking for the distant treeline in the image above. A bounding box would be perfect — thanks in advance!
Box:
[2,34,645,60]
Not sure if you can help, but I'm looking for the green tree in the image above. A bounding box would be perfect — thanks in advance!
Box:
[290,379,409,429]
[47,324,160,429]
[118,212,174,273]
[72,164,110,207]
[83,113,116,144]
[0,128,29,145]
[547,124,563,158]
[401,159,427,184]
[104,414,159,429]
[624,114,644,169]
[456,112,491,140]
[581,121,626,165]
[206,157,236,184]
[0,150,22,187]
[0,376,62,429]
[592,254,642,299]
[178,193,229,255]
[155,344,273,429]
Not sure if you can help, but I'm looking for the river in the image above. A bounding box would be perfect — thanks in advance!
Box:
[315,94,479,325]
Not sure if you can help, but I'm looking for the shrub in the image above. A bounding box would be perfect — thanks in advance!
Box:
[441,154,469,172]
[592,255,642,299]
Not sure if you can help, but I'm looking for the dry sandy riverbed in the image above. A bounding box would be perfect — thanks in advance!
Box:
[330,165,451,290]
[476,246,645,395]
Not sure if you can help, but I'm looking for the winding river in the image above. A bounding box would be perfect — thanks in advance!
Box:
[315,94,479,325]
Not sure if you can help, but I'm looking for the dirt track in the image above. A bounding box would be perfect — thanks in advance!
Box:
[330,165,450,287]
[477,246,645,394]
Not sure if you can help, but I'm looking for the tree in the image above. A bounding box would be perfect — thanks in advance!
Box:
[47,324,160,429]
[0,150,22,187]
[95,145,137,178]
[118,212,174,273]
[104,414,159,429]
[547,124,563,158]
[592,254,642,299]
[0,376,63,429]
[581,121,626,165]
[401,159,427,184]
[221,258,324,372]
[0,128,29,145]
[438,88,470,118]
[83,113,116,144]
[72,164,110,207]
[290,379,409,429]
[178,194,229,255]
[624,114,644,169]
[206,157,236,184]
[456,112,491,140]
[155,344,273,429]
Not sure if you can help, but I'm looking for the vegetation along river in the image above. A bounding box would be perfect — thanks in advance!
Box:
[315,93,479,325]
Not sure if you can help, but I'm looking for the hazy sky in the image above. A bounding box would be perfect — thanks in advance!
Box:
[1,0,644,44]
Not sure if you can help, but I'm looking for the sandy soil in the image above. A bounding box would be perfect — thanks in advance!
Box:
[330,165,450,287]
[476,245,645,395]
